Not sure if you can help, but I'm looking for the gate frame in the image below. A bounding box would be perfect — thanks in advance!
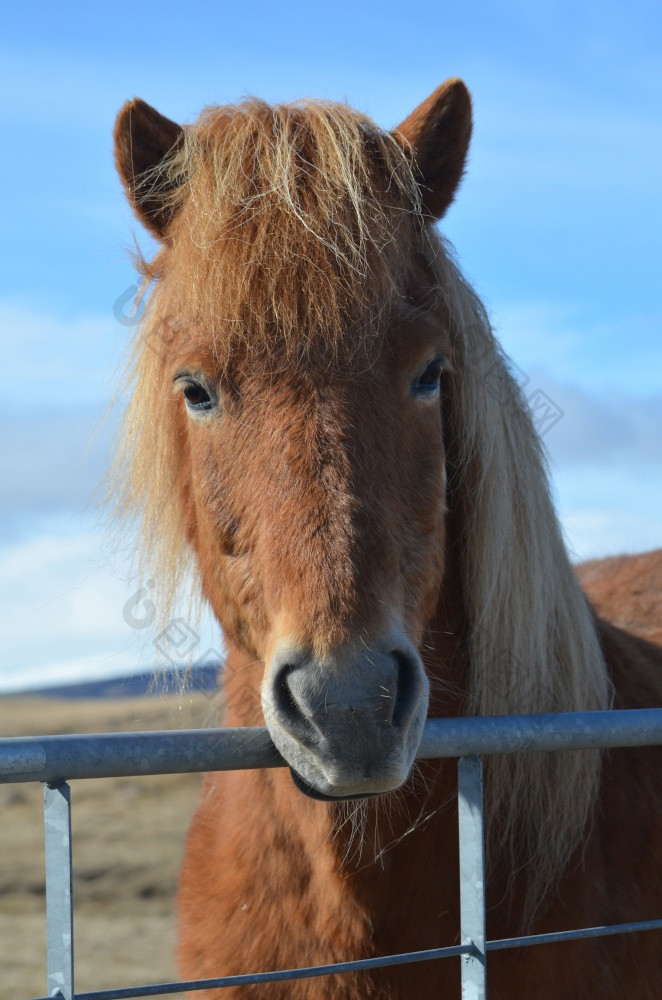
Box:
[2,708,662,1000]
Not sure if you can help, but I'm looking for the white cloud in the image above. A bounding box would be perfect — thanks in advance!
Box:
[0,300,126,410]
[491,301,662,397]
[0,518,223,692]
[0,298,132,526]
[562,508,662,563]
[0,649,153,694]
[0,409,114,520]
[534,377,662,466]
[553,461,662,562]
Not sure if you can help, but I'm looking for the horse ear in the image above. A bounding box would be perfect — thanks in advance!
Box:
[393,79,472,220]
[114,98,184,240]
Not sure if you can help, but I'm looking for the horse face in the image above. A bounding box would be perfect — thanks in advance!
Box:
[114,81,472,799]
[167,298,449,798]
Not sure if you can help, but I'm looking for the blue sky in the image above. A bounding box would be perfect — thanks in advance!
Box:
[0,1,660,689]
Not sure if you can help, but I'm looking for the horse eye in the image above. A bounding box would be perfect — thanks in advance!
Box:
[175,376,217,415]
[412,357,445,397]
[184,383,211,407]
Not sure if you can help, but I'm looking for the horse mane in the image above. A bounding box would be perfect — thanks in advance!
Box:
[437,256,611,902]
[111,97,612,905]
[136,97,422,353]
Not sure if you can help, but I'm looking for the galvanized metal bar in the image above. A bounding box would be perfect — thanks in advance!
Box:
[44,781,74,1000]
[25,917,662,1000]
[2,709,662,785]
[417,707,662,759]
[458,755,487,1000]
[0,727,283,785]
[487,917,662,951]
[70,942,473,999]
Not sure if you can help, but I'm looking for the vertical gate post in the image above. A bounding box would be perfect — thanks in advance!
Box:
[44,781,74,1000]
[458,755,487,999]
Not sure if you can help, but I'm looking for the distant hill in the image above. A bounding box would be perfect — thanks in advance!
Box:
[3,663,220,700]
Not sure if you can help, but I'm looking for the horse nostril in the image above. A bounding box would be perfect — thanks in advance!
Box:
[391,650,423,729]
[270,662,319,744]
[274,664,297,713]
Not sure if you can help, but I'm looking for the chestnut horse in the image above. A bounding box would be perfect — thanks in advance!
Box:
[112,80,662,998]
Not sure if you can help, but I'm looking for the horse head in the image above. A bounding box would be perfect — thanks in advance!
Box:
[113,83,473,799]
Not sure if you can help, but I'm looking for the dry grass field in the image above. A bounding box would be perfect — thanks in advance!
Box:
[0,691,217,1000]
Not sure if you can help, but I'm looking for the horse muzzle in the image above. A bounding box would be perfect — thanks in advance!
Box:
[261,633,429,800]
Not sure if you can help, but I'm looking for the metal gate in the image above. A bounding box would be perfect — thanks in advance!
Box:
[2,708,662,1000]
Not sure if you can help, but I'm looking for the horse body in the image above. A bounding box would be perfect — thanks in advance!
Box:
[176,587,662,999]
[112,81,662,997]
[578,548,662,647]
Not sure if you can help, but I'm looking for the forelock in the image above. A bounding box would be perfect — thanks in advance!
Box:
[148,98,424,361]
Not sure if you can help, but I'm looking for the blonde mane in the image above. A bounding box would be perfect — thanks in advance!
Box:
[437,253,611,902]
[138,97,421,354]
[112,97,611,902]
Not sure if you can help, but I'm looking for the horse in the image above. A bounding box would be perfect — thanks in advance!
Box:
[112,79,662,998]
[577,548,662,648]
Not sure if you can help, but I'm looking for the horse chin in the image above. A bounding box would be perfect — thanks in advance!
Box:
[289,767,380,802]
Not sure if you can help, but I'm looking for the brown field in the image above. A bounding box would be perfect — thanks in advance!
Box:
[0,691,218,1000]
